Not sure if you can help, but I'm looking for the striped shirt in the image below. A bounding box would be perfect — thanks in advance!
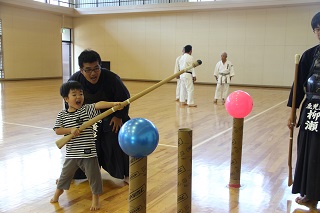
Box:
[54,104,100,159]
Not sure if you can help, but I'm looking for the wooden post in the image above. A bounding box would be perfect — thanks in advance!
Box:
[229,118,244,188]
[129,157,147,213]
[177,128,192,213]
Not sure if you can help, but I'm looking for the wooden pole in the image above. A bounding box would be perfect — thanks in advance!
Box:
[229,118,244,188]
[177,128,192,213]
[129,157,147,213]
[288,54,300,186]
[55,60,202,149]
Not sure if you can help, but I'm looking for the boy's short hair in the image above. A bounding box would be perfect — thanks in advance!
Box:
[60,80,83,98]
[311,12,320,30]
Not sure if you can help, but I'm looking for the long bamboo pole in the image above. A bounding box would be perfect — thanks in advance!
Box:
[288,54,300,186]
[55,60,202,149]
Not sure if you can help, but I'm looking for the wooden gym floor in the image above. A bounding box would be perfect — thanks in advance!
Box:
[0,79,317,213]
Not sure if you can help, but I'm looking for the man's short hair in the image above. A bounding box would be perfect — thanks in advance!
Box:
[221,52,228,57]
[78,49,101,68]
[311,12,320,30]
[184,45,192,53]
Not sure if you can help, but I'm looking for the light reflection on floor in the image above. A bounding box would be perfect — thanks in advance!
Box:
[1,81,320,212]
[0,147,63,213]
[191,160,319,212]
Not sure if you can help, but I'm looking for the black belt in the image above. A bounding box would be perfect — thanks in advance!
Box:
[186,72,192,75]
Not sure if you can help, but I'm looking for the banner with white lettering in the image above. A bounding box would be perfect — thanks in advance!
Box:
[301,101,320,133]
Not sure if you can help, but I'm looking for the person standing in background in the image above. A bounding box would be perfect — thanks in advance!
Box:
[213,52,235,105]
[179,45,197,107]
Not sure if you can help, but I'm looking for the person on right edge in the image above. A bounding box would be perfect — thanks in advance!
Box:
[179,45,197,107]
[287,11,320,208]
[213,52,235,105]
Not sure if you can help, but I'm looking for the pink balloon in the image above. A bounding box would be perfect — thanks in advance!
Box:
[225,90,253,118]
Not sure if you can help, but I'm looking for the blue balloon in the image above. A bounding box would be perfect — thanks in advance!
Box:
[118,118,159,157]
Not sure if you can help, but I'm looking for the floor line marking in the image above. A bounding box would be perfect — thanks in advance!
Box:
[3,122,52,130]
[2,100,287,150]
[193,99,288,150]
[3,122,178,148]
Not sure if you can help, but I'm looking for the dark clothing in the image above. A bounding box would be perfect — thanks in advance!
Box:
[287,44,320,200]
[69,68,130,179]
[287,45,319,114]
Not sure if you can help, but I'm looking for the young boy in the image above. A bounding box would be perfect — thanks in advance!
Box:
[50,80,122,211]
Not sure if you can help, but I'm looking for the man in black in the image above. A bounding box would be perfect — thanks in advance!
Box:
[69,49,130,183]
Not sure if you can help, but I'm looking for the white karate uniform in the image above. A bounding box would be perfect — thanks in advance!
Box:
[174,55,186,100]
[214,60,235,100]
[179,53,196,105]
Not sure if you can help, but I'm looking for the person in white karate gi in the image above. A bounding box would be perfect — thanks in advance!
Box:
[213,52,235,104]
[179,45,197,107]
[174,47,186,101]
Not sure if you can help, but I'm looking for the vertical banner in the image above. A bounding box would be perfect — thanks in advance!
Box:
[229,118,244,188]
[129,157,147,213]
[177,128,192,213]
